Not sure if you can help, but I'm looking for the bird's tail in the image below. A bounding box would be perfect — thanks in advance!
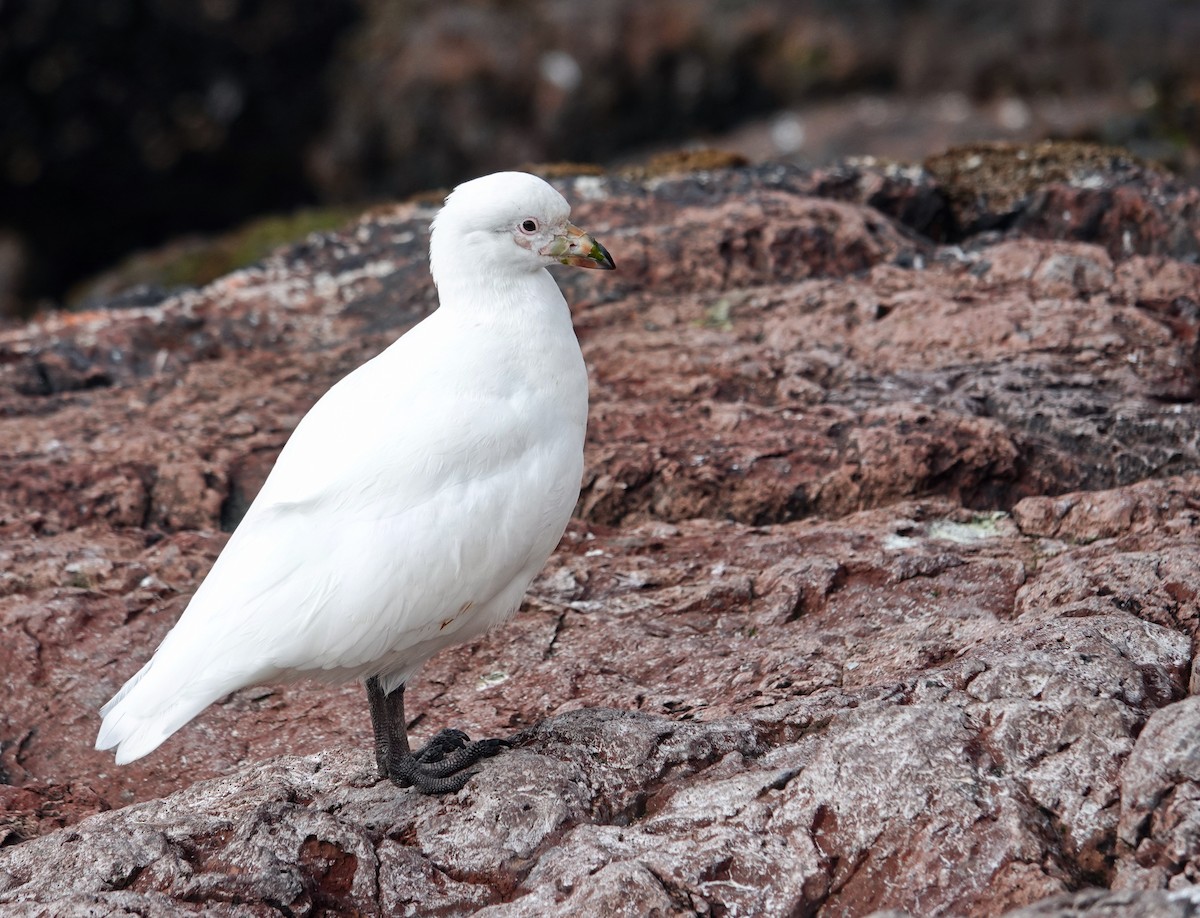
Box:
[95,645,256,764]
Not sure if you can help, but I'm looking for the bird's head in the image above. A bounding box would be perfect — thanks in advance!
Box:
[429,172,615,289]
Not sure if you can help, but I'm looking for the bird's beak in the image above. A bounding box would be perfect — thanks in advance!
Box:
[543,223,616,270]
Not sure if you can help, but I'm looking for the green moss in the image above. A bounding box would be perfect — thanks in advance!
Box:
[620,148,749,181]
[65,571,93,589]
[522,161,607,179]
[701,298,735,331]
[70,205,360,306]
[924,140,1157,221]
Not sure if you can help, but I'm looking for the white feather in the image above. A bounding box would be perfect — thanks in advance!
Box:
[96,173,591,765]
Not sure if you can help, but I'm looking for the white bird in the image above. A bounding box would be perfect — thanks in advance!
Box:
[96,171,614,793]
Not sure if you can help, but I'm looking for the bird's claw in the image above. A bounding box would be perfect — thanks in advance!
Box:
[474,737,511,757]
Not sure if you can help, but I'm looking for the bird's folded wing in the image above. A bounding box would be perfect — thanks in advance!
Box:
[134,363,556,687]
[251,338,545,518]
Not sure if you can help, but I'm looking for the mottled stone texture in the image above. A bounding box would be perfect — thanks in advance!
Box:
[3,152,1200,915]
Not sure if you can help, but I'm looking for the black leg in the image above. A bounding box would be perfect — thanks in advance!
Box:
[365,675,390,779]
[364,679,510,794]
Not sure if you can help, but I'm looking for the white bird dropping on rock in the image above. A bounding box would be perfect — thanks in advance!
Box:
[96,172,615,793]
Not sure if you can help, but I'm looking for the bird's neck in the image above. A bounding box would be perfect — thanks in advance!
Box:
[434,269,567,326]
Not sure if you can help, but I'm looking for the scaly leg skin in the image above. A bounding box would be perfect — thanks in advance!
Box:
[366,675,391,779]
[365,677,509,794]
[367,678,471,773]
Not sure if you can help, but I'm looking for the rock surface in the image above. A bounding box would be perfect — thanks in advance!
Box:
[3,151,1200,915]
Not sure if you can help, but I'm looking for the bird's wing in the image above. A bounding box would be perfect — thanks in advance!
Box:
[171,334,559,663]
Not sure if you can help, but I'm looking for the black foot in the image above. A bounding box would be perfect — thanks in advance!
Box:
[365,677,511,794]
[390,737,511,794]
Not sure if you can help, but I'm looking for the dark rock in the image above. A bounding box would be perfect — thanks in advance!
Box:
[0,783,108,847]
[925,142,1200,260]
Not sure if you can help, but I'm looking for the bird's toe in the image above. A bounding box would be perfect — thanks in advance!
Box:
[474,737,511,759]
[386,733,512,793]
[388,757,476,795]
[416,737,510,777]
[414,728,472,763]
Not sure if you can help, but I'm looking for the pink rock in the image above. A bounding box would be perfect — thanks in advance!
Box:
[3,157,1200,915]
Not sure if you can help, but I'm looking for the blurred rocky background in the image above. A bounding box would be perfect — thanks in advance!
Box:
[4,0,1200,317]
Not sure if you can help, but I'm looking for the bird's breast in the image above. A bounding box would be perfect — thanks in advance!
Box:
[454,312,588,428]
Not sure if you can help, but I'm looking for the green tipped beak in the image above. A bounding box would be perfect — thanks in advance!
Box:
[546,223,616,270]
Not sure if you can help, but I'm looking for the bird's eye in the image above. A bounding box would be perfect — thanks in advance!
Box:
[520,218,538,234]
